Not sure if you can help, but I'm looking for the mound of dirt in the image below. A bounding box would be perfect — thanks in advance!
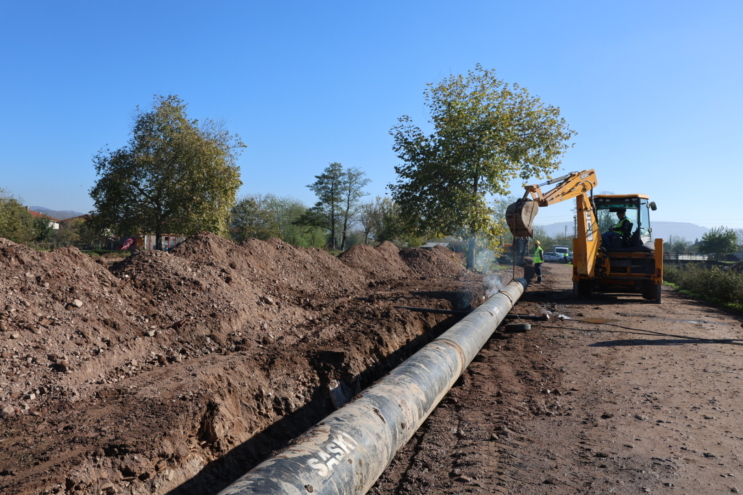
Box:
[0,233,496,495]
[338,242,413,282]
[400,245,468,278]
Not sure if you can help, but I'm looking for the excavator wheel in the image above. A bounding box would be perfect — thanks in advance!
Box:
[654,283,662,304]
[641,280,662,303]
[506,199,539,238]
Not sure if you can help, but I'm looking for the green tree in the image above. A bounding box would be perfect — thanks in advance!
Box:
[698,227,738,261]
[55,218,84,247]
[307,163,345,250]
[339,167,370,250]
[232,194,325,247]
[0,189,34,243]
[389,65,576,268]
[33,216,55,242]
[231,196,280,241]
[90,95,245,250]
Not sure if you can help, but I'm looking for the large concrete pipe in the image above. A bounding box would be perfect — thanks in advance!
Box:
[219,278,528,495]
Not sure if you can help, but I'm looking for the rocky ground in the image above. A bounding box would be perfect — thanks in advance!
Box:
[373,263,743,494]
[0,234,504,494]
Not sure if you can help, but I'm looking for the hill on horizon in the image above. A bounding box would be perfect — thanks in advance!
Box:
[29,207,86,221]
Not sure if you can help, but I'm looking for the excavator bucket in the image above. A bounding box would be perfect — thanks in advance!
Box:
[506,199,539,238]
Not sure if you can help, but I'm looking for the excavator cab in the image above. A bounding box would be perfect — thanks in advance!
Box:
[594,195,656,250]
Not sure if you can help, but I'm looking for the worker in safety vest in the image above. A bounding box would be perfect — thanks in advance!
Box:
[534,240,543,284]
[601,208,632,247]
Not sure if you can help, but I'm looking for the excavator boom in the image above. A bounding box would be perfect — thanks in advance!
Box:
[506,170,598,238]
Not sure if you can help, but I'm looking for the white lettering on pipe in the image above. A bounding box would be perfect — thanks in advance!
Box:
[306,433,358,477]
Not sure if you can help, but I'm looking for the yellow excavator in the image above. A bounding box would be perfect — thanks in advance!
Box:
[506,169,664,302]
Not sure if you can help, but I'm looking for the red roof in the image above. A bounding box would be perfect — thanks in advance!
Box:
[59,214,91,223]
[27,209,60,222]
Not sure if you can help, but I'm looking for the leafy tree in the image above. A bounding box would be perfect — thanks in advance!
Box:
[389,65,576,268]
[698,227,739,260]
[0,189,34,243]
[305,163,369,250]
[55,218,84,247]
[33,216,55,242]
[231,196,280,241]
[90,95,245,250]
[666,235,690,256]
[232,194,325,247]
[339,167,370,250]
[307,163,345,250]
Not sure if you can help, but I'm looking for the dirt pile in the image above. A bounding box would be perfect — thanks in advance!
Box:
[338,241,413,282]
[0,233,493,495]
[400,245,468,278]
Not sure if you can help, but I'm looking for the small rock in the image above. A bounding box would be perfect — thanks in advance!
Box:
[456,475,473,483]
[56,360,70,372]
[10,332,20,339]
[635,414,649,421]
[490,433,499,441]
[601,412,614,419]
[704,452,717,458]
[1,405,16,418]
[0,321,8,332]
[72,299,83,308]
[130,360,138,367]
[731,487,739,493]
[146,330,156,337]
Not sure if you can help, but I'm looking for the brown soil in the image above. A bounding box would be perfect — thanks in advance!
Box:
[373,263,743,494]
[0,234,502,495]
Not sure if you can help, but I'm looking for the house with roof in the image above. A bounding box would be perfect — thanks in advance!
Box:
[26,208,60,230]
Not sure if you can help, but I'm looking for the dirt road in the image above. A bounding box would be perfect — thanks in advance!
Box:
[373,263,743,494]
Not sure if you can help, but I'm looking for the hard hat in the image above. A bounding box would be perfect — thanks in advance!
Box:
[535,240,541,245]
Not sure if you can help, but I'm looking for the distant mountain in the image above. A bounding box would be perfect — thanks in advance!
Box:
[29,207,86,221]
[538,221,709,243]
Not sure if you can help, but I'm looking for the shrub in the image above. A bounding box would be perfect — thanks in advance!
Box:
[665,264,743,308]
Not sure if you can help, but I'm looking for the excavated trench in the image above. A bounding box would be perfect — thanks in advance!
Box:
[0,233,516,495]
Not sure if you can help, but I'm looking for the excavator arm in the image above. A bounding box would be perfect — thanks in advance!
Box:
[505,169,600,278]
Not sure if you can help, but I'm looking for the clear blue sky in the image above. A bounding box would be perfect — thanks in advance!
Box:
[1,0,741,230]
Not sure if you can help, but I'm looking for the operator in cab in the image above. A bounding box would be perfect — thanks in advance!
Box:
[601,208,632,248]
[534,240,543,284]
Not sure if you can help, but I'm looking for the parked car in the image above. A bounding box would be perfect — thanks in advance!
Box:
[543,252,564,262]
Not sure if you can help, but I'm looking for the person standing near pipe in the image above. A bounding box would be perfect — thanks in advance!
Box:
[534,240,543,283]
